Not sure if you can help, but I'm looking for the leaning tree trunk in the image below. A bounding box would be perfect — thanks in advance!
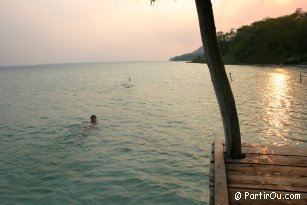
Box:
[195,0,243,159]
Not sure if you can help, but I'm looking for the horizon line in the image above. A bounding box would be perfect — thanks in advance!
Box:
[0,60,172,68]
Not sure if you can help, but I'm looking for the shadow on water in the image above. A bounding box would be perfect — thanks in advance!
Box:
[121,82,134,89]
[79,122,100,135]
[52,122,102,151]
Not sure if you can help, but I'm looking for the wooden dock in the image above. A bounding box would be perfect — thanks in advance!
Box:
[209,139,307,205]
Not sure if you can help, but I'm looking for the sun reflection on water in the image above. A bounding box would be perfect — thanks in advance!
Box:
[261,69,292,145]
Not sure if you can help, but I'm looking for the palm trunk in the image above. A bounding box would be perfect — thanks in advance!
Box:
[195,0,243,159]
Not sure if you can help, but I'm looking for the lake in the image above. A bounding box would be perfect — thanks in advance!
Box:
[0,62,306,204]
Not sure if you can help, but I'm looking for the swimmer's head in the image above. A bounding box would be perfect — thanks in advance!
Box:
[90,115,97,124]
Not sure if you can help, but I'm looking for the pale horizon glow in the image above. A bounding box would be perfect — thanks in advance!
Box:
[0,0,306,66]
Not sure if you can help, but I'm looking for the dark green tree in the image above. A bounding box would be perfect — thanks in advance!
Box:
[217,9,307,65]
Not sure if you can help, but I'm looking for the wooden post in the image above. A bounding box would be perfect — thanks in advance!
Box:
[214,139,229,205]
[195,0,243,159]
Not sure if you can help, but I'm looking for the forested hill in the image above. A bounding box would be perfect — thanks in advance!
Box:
[169,47,204,62]
[218,8,307,64]
[171,9,307,65]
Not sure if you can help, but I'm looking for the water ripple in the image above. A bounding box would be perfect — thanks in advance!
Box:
[0,62,305,204]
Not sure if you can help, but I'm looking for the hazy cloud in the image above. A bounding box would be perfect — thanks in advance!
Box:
[0,0,306,65]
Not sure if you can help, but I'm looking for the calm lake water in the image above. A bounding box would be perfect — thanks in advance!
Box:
[0,62,306,204]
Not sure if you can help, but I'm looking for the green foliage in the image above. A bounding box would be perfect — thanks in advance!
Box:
[217,8,307,65]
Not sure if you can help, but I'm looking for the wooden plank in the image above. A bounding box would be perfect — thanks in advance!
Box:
[209,160,215,188]
[214,143,307,204]
[228,183,307,193]
[209,142,215,188]
[223,144,307,157]
[226,163,307,178]
[228,188,307,205]
[210,144,215,163]
[214,139,229,205]
[227,174,307,193]
[241,145,307,157]
[209,141,215,205]
[225,154,307,167]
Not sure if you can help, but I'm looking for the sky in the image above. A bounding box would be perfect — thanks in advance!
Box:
[0,0,306,66]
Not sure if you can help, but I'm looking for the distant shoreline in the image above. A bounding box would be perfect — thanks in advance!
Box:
[185,61,307,68]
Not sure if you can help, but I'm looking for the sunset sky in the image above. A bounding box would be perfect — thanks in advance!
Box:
[0,0,306,66]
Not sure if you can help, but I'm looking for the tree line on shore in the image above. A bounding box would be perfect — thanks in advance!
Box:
[171,9,307,65]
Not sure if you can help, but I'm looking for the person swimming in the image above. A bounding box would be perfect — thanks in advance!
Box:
[90,115,97,125]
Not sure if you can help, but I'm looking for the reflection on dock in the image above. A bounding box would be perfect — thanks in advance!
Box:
[210,139,307,205]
